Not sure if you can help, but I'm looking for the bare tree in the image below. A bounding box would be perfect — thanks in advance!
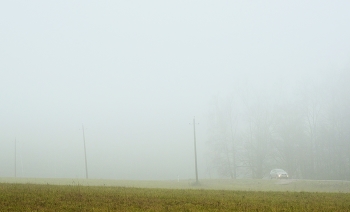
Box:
[274,102,306,178]
[241,95,276,179]
[321,70,350,180]
[207,95,240,179]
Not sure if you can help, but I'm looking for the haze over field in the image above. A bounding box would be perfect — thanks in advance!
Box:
[1,1,350,180]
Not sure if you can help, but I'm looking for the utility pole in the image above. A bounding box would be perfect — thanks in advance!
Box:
[193,117,199,184]
[82,124,88,179]
[15,138,16,178]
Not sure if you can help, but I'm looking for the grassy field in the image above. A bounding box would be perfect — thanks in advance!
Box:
[1,178,350,211]
[1,177,350,192]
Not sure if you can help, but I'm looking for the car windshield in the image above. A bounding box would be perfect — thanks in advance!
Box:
[275,169,285,173]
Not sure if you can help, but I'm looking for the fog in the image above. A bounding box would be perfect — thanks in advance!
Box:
[1,1,350,180]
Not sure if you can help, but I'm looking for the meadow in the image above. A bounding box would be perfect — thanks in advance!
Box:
[1,178,350,211]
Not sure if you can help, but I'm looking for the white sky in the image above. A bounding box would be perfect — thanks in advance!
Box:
[1,1,350,180]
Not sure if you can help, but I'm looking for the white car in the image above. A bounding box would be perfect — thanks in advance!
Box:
[270,169,289,179]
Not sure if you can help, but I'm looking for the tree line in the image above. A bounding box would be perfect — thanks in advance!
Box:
[206,71,350,180]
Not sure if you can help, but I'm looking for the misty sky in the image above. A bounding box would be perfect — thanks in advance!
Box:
[1,1,350,180]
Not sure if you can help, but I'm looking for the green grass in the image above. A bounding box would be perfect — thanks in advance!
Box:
[1,182,350,211]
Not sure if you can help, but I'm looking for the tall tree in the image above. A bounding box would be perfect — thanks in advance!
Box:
[241,95,275,179]
[274,102,306,178]
[207,95,240,179]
